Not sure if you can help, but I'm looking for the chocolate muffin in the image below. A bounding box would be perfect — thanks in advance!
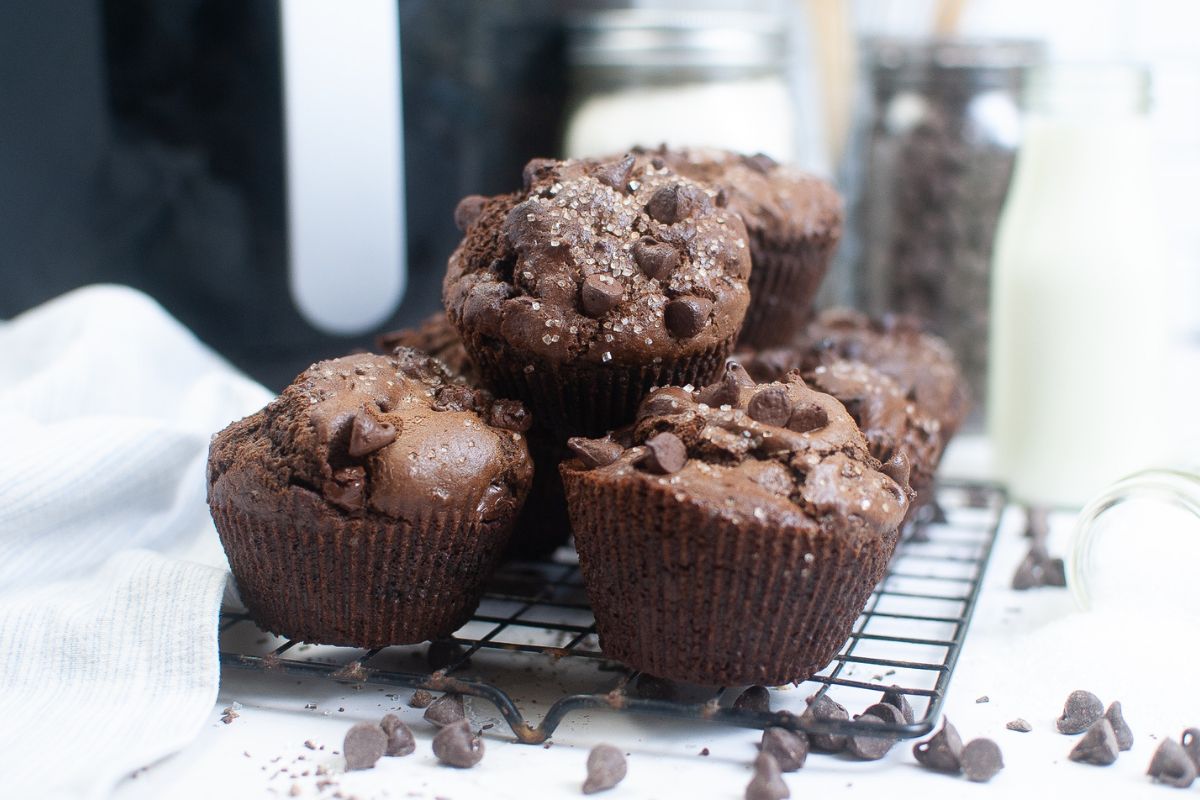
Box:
[561,365,911,685]
[647,146,843,349]
[443,154,752,439]
[207,349,533,647]
[377,312,476,384]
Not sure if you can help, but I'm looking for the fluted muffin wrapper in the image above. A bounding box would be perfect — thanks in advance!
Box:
[738,228,839,350]
[462,335,735,440]
[210,478,517,648]
[562,464,900,686]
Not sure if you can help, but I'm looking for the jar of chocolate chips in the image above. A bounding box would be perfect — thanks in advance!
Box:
[841,38,1042,429]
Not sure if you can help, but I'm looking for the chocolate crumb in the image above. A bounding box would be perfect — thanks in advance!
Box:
[1006,719,1032,733]
[1057,690,1104,735]
[961,738,1004,782]
[583,744,627,794]
[1069,719,1119,766]
[304,740,316,750]
[760,728,807,772]
[975,696,989,704]
[424,693,466,727]
[745,752,789,800]
[1149,738,1197,788]
[343,722,387,770]
[409,689,434,709]
[432,720,484,768]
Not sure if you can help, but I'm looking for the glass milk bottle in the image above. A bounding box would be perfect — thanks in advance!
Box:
[988,65,1169,507]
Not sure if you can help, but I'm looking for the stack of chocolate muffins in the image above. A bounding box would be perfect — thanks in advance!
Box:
[207,147,968,686]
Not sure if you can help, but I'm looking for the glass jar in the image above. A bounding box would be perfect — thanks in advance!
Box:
[843,38,1043,430]
[562,10,799,163]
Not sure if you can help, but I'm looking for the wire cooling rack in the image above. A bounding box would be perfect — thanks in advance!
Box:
[219,478,1005,744]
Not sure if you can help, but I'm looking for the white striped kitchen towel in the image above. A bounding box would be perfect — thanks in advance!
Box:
[0,285,272,799]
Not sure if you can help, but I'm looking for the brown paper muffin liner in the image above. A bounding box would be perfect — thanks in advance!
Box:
[562,464,899,686]
[737,229,839,350]
[210,475,517,648]
[463,335,735,439]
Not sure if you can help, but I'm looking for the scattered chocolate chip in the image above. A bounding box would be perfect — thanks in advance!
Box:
[803,695,850,752]
[432,720,484,768]
[880,451,912,486]
[700,747,710,756]
[632,237,681,281]
[961,738,1004,782]
[1006,719,1033,733]
[786,401,828,433]
[423,693,465,727]
[913,718,964,773]
[1105,702,1133,751]
[380,714,415,757]
[582,743,627,794]
[343,722,387,770]
[488,399,532,433]
[581,274,625,318]
[976,696,990,704]
[1150,738,1198,788]
[861,703,907,728]
[646,183,702,224]
[746,387,792,427]
[847,714,896,761]
[734,686,772,714]
[1070,719,1120,766]
[1182,728,1200,771]
[742,153,778,174]
[640,432,687,474]
[409,689,434,709]
[568,437,624,469]
[323,466,366,511]
[453,195,487,232]
[880,688,915,725]
[745,752,789,800]
[593,155,636,191]
[1057,690,1104,734]
[760,728,808,772]
[664,296,713,338]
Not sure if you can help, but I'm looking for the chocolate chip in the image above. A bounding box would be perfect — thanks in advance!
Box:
[734,686,771,714]
[380,714,415,757]
[432,720,484,768]
[846,714,896,760]
[1069,719,1119,766]
[1057,690,1104,734]
[582,743,627,794]
[1042,557,1067,587]
[568,437,624,469]
[760,728,808,772]
[742,153,778,174]
[786,401,828,433]
[745,752,789,800]
[423,693,465,727]
[522,157,557,191]
[861,703,907,728]
[1150,738,1198,788]
[343,722,387,770]
[747,387,793,427]
[880,688,915,725]
[489,399,532,433]
[913,718,964,773]
[880,450,912,486]
[640,432,687,474]
[1182,728,1200,771]
[632,237,681,281]
[646,184,695,224]
[961,738,1004,781]
[802,694,849,752]
[323,466,366,511]
[638,387,693,418]
[664,295,713,338]
[581,274,624,318]
[1105,702,1133,751]
[453,195,487,232]
[593,155,636,191]
[348,410,398,458]
[1006,718,1032,732]
[409,689,434,709]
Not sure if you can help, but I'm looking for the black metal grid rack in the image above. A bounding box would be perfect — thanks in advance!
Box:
[220,478,1005,744]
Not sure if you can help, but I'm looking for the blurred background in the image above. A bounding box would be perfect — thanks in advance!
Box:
[3,0,1198,391]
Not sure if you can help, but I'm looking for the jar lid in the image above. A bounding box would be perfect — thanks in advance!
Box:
[567,10,786,72]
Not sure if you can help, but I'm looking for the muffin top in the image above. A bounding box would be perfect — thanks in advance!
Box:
[443,154,752,366]
[377,312,476,383]
[642,145,843,243]
[562,363,910,533]
[208,349,533,523]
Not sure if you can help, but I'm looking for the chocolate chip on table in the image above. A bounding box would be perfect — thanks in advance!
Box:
[348,410,398,458]
[454,194,487,232]
[581,274,625,318]
[409,689,434,709]
[1149,738,1198,788]
[1182,728,1200,771]
[423,693,465,727]
[343,722,387,770]
[745,752,790,800]
[861,703,907,728]
[913,718,964,773]
[734,686,772,714]
[568,437,624,469]
[802,694,850,753]
[1006,718,1033,733]
[1105,701,1134,751]
[1057,690,1104,734]
[665,296,714,338]
[582,744,627,794]
[760,728,808,772]
[746,387,793,427]
[632,237,680,281]
[488,399,532,433]
[433,720,484,768]
[961,738,1004,782]
[593,155,636,191]
[846,714,896,761]
[786,402,828,433]
[380,714,415,757]
[640,432,687,475]
[1069,719,1120,766]
[646,183,703,224]
[880,688,915,725]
